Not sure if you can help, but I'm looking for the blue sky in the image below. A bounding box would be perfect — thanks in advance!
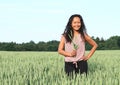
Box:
[0,0,120,43]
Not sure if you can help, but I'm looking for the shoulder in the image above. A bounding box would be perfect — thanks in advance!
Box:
[84,33,92,41]
[61,35,65,40]
[60,35,66,43]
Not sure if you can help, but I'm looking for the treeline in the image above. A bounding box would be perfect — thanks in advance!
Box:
[86,36,120,50]
[0,36,120,51]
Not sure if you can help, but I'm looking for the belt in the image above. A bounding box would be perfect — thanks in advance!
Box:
[73,61,78,68]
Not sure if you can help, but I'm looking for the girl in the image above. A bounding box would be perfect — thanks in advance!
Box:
[58,14,98,76]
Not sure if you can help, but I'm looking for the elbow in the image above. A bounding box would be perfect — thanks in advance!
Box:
[58,49,61,54]
[93,43,98,49]
[95,43,98,49]
[58,49,64,55]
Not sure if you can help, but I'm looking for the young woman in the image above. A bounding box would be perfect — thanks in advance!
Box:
[58,14,98,76]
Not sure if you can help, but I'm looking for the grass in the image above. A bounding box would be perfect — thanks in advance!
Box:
[0,50,120,85]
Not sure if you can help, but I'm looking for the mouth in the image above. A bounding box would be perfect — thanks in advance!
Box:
[75,26,80,28]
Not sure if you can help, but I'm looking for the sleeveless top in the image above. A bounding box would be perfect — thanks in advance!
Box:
[63,33,85,62]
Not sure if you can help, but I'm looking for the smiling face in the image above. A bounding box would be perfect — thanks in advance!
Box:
[71,17,81,31]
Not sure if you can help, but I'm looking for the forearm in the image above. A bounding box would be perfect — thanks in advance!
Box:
[87,44,98,58]
[58,50,71,57]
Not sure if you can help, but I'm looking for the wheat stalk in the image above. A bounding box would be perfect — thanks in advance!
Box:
[68,31,79,50]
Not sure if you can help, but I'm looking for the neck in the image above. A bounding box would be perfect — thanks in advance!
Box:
[73,30,79,36]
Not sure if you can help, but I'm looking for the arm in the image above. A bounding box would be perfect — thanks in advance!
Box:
[58,36,76,57]
[84,34,98,60]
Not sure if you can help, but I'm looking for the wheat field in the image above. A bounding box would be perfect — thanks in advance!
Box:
[0,50,120,85]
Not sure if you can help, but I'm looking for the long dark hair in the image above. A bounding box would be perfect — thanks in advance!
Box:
[63,14,87,43]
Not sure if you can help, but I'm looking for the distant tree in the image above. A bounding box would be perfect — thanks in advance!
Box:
[37,41,47,51]
[100,37,105,42]
[22,40,36,51]
[98,37,105,50]
[105,36,120,49]
[117,36,120,48]
[96,37,100,43]
[5,42,16,51]
[47,40,59,51]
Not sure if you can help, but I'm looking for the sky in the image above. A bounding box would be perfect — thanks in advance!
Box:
[0,0,120,43]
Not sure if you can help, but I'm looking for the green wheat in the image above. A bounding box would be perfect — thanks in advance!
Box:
[68,31,79,50]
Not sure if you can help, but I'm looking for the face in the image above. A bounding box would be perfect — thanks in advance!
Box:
[71,17,81,31]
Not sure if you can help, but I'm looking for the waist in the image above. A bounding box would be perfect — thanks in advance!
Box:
[65,57,83,62]
[65,59,84,63]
